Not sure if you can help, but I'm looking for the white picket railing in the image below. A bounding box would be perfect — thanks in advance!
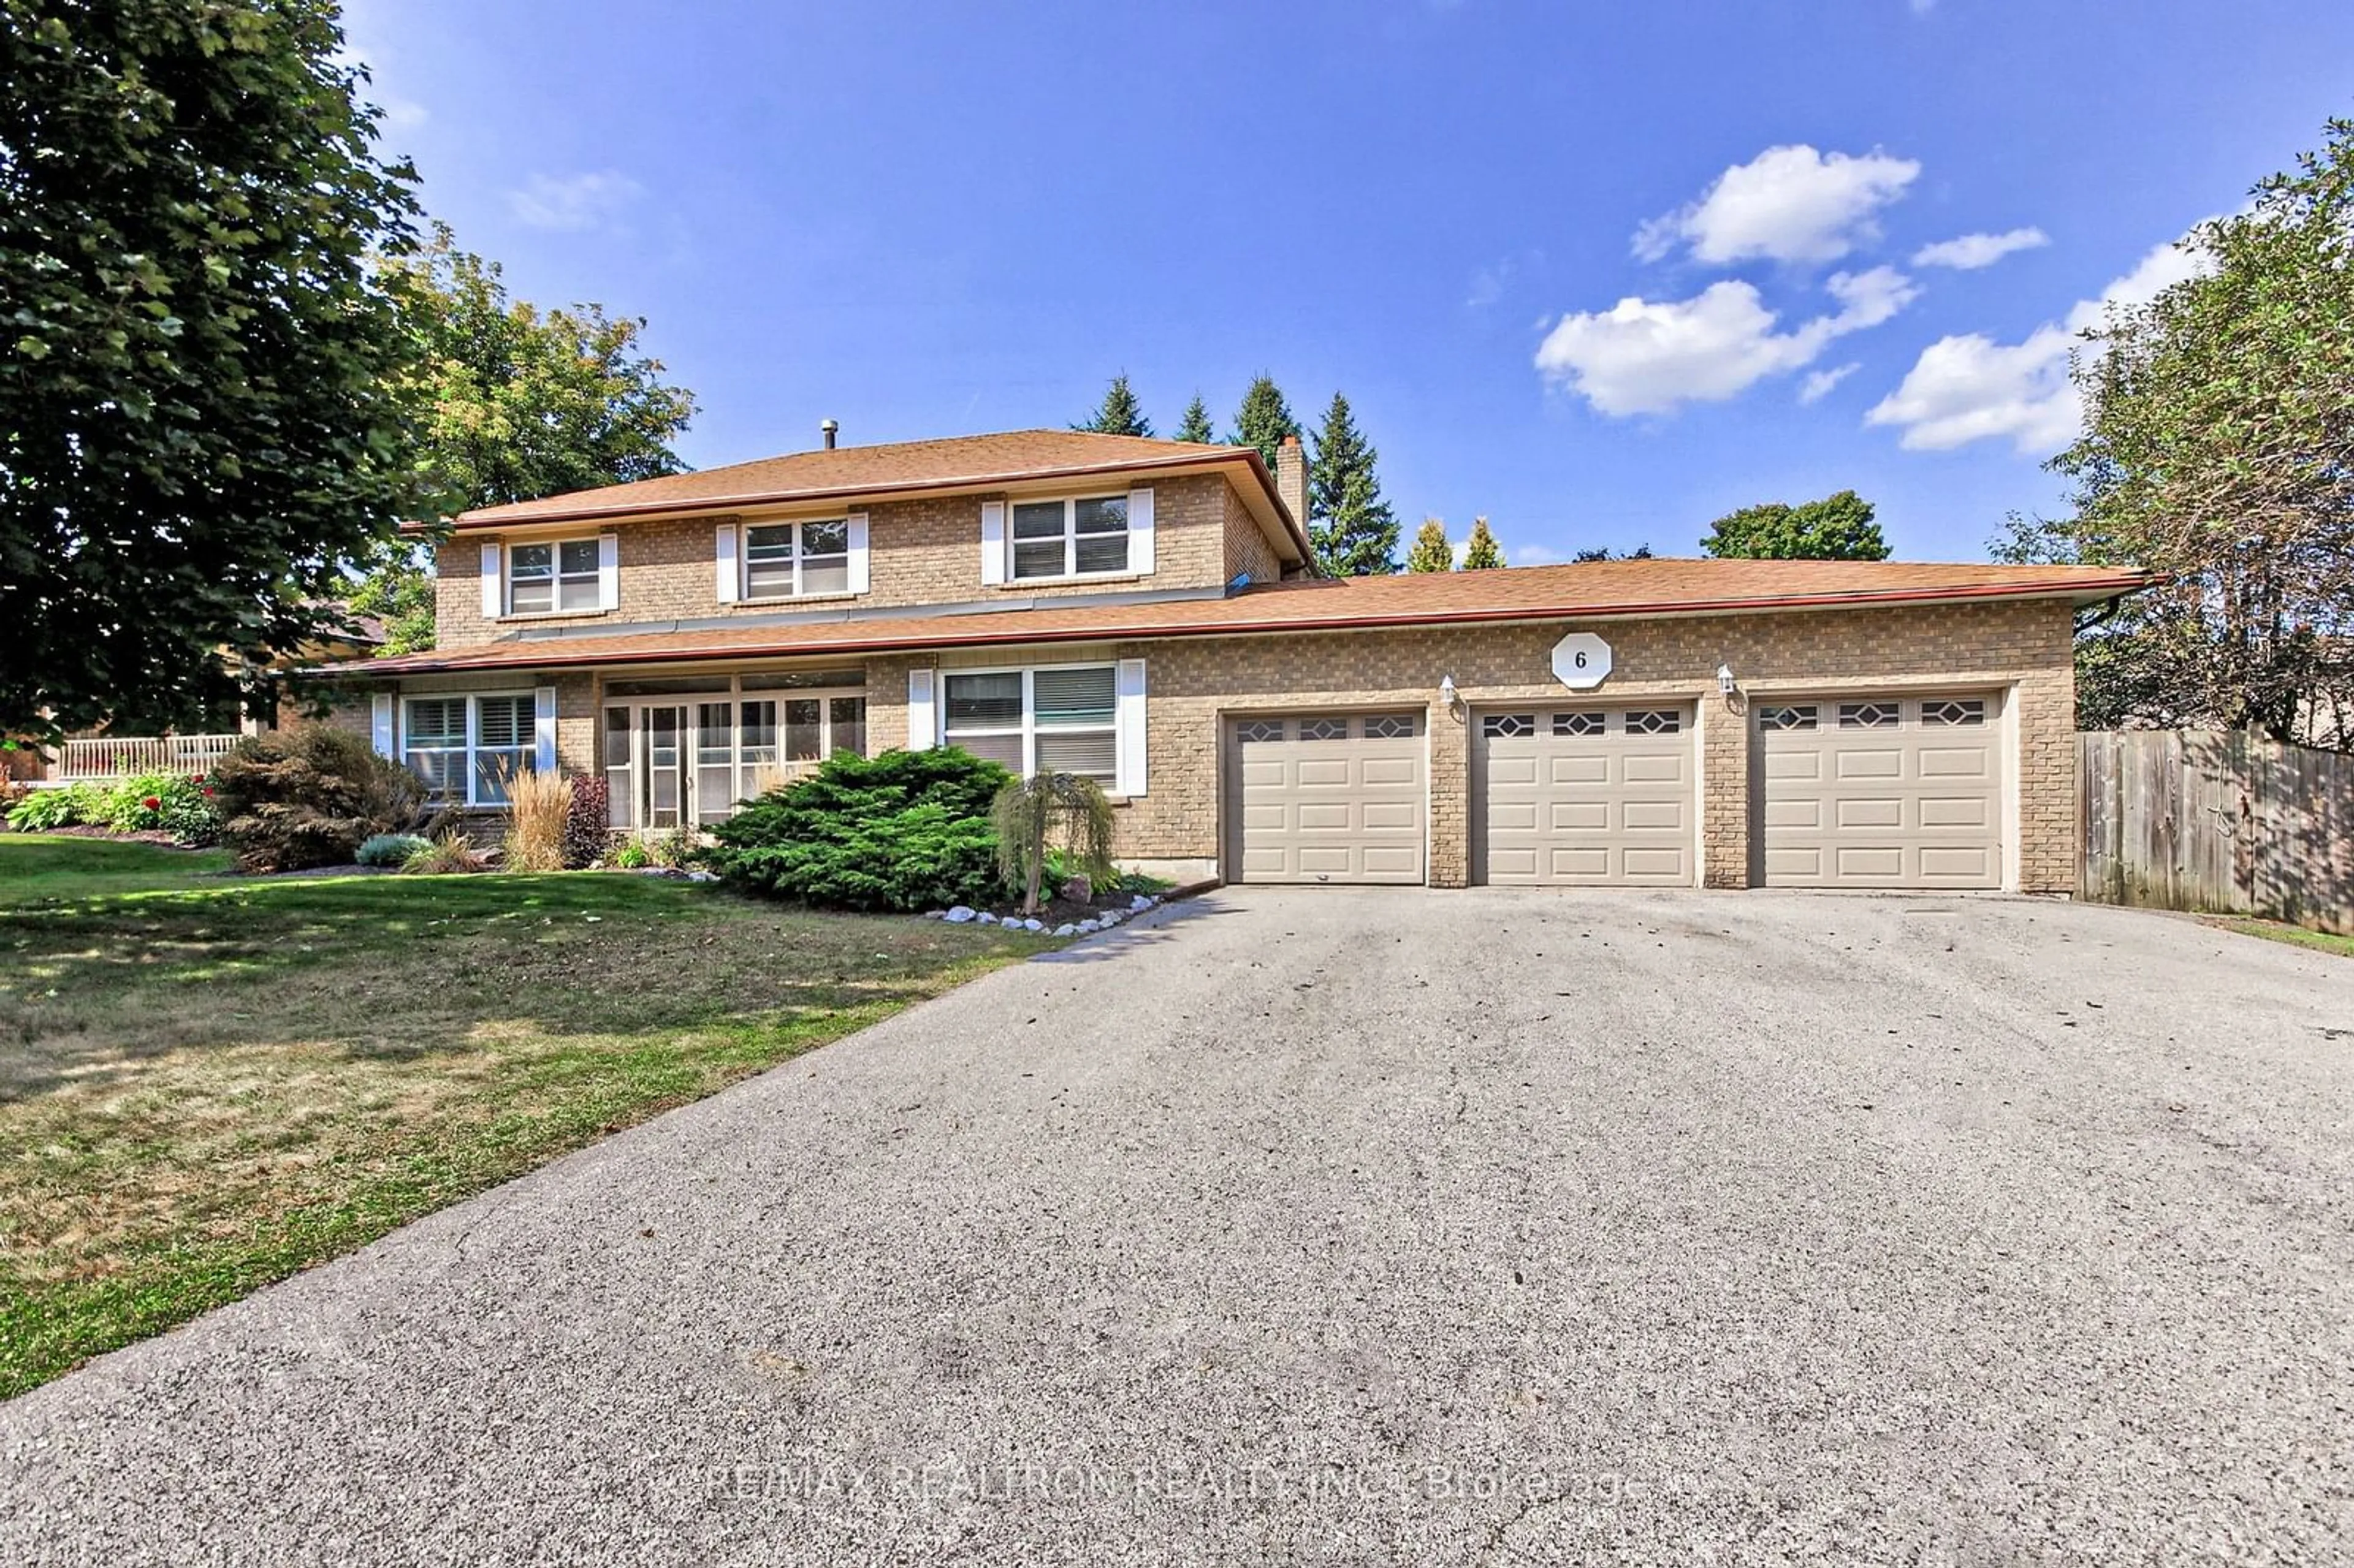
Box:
[55,733,243,781]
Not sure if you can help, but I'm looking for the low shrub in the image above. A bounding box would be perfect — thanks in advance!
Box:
[562,776,611,869]
[212,728,427,872]
[356,832,432,868]
[703,746,1013,911]
[611,837,652,870]
[93,772,221,845]
[7,786,92,832]
[402,832,481,875]
[501,766,571,873]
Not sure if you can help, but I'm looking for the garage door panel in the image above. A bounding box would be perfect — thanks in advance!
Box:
[1759,693,2003,888]
[1233,715,1426,885]
[1476,706,1697,886]
[1835,797,1904,829]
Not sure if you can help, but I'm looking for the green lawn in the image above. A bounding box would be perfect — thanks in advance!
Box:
[2206,915,2354,958]
[0,835,1046,1398]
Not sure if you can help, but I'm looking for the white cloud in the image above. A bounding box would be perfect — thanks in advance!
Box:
[1867,231,2212,454]
[1799,363,1861,404]
[1536,267,1918,417]
[1634,145,1921,265]
[1911,227,2050,270]
[506,171,646,232]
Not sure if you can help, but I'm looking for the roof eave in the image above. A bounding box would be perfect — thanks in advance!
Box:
[307,573,2148,682]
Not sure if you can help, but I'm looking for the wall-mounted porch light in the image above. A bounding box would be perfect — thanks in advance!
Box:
[1716,663,1737,696]
[1439,674,1460,712]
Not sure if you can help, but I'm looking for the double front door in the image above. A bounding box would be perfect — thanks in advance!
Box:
[605,691,866,829]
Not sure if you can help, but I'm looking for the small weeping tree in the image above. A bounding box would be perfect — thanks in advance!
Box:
[991,771,1116,916]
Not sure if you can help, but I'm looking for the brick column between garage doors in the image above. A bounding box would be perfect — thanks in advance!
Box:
[1428,698,1471,889]
[1700,690,1750,889]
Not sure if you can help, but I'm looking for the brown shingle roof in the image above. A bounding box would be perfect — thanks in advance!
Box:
[451,427,1293,531]
[322,558,2147,679]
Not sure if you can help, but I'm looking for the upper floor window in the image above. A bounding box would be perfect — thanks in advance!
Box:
[744,519,851,599]
[508,539,600,615]
[1011,495,1128,580]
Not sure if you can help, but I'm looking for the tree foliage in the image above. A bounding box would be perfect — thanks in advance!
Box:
[1405,518,1455,573]
[1701,491,1889,560]
[1,0,428,742]
[348,224,699,655]
[1574,544,1655,562]
[2017,116,2354,744]
[1074,373,1152,438]
[1461,517,1505,571]
[1173,393,1216,445]
[1306,392,1398,576]
[990,772,1116,916]
[1227,373,1301,473]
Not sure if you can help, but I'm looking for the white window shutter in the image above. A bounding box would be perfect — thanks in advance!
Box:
[715,522,740,603]
[479,542,502,618]
[847,512,870,594]
[597,532,619,611]
[533,686,558,774]
[979,501,1007,586]
[1128,487,1155,576]
[370,693,395,759]
[906,668,937,750]
[1114,658,1148,796]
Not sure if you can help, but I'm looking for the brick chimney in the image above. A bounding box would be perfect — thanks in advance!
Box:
[1274,434,1308,531]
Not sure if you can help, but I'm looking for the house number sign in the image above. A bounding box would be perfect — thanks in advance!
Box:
[1552,632,1612,691]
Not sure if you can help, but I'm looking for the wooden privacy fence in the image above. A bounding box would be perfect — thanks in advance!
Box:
[2078,729,2354,931]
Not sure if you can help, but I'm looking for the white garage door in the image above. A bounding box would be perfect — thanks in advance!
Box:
[1474,706,1696,886]
[1230,713,1425,885]
[1757,694,2004,888]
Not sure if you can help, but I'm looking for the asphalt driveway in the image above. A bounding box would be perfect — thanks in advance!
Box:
[5,888,2351,1565]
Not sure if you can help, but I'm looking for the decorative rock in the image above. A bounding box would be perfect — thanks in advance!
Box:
[1059,873,1093,905]
[1130,894,1154,911]
[944,906,977,924]
[976,911,999,925]
[1076,919,1101,934]
[1052,924,1077,937]
[1098,910,1122,927]
[923,910,947,919]
[1023,918,1045,932]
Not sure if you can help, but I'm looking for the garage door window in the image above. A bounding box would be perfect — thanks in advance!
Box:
[1838,701,1899,728]
[1300,717,1351,741]
[1759,704,1818,731]
[1482,714,1536,739]
[1922,698,1987,726]
[1626,709,1682,735]
[1553,712,1604,737]
[1365,715,1417,740]
[1236,719,1286,744]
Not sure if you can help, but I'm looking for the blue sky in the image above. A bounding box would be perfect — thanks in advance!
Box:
[343,0,2354,564]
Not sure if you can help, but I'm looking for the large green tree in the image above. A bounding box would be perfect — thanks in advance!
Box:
[1405,518,1454,573]
[349,224,699,655]
[2016,117,2354,744]
[1,0,428,742]
[1306,392,1398,576]
[1075,373,1151,438]
[1461,517,1505,571]
[1701,490,1889,560]
[1173,393,1216,445]
[1227,373,1301,473]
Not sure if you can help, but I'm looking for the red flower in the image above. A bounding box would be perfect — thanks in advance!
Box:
[142,795,162,812]
[202,786,215,797]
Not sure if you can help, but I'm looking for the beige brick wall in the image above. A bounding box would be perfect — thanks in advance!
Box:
[404,596,2078,893]
[433,472,1273,650]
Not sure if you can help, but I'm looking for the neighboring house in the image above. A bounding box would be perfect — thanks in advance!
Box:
[316,427,2144,892]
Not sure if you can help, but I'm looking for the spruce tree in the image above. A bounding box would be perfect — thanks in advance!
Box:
[1075,373,1153,437]
[1406,518,1455,573]
[1227,373,1300,471]
[1461,517,1505,569]
[1174,394,1216,444]
[1307,392,1399,576]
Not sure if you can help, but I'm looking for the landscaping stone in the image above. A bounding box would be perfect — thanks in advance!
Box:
[977,911,999,925]
[1130,893,1154,911]
[1023,919,1044,932]
[1052,924,1076,937]
[923,910,945,920]
[944,907,977,924]
[1076,919,1100,934]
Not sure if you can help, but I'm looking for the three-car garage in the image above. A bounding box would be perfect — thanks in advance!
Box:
[1225,690,2009,891]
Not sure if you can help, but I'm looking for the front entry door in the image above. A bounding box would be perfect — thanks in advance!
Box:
[641,704,688,829]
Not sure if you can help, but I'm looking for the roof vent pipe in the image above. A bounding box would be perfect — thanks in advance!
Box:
[820,419,839,450]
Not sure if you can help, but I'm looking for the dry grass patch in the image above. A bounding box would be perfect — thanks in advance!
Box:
[0,837,1046,1397]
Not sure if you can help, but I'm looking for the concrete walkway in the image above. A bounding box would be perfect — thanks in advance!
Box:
[6,889,2351,1564]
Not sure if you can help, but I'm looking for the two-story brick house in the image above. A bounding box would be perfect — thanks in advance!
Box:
[322,427,2143,891]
